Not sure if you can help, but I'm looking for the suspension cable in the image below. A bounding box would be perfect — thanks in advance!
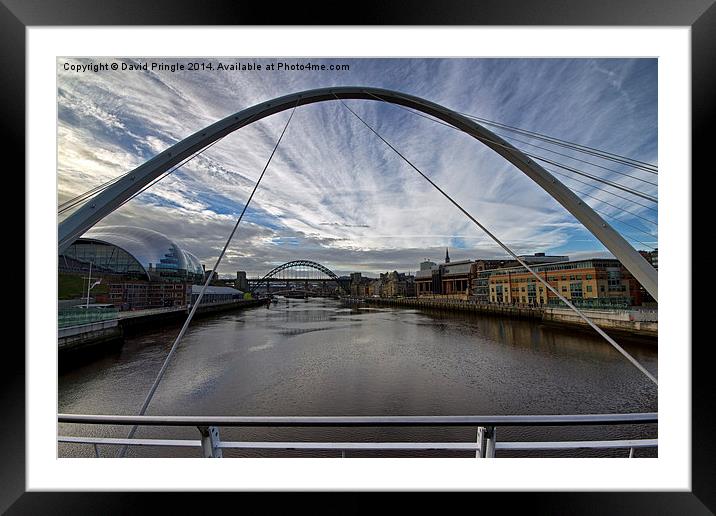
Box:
[531,155,657,203]
[370,90,657,174]
[363,93,657,244]
[460,112,658,174]
[488,130,658,185]
[570,188,657,229]
[591,213,656,250]
[365,92,657,185]
[547,168,657,213]
[364,92,657,204]
[117,100,300,457]
[335,94,657,386]
[363,97,658,242]
[59,174,126,213]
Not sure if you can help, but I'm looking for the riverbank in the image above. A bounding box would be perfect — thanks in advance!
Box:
[58,299,265,354]
[346,297,657,342]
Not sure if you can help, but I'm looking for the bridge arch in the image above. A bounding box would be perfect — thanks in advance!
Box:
[58,86,657,300]
[250,260,348,294]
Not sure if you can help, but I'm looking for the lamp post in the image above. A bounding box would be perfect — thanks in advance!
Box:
[85,261,102,308]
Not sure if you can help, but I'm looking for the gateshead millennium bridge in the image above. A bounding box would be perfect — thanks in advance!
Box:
[57,87,658,458]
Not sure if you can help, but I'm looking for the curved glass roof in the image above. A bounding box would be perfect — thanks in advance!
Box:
[79,226,205,281]
[183,250,205,277]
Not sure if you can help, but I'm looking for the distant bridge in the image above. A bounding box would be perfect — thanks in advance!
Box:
[249,260,349,295]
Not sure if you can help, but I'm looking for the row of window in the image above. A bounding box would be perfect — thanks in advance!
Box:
[494,283,599,293]
[490,260,620,276]
[493,273,600,283]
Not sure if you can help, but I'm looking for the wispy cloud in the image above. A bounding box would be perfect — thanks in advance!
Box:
[58,58,657,276]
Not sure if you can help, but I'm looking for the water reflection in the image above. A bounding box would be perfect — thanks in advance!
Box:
[59,298,657,457]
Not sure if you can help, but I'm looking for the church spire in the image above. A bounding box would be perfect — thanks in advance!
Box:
[445,247,450,264]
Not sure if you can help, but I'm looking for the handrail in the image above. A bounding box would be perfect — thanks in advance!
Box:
[58,412,657,426]
[58,412,658,458]
[58,436,658,451]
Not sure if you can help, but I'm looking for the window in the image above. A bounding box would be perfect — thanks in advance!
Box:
[608,270,622,290]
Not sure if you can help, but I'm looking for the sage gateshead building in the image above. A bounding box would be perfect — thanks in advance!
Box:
[59,226,206,309]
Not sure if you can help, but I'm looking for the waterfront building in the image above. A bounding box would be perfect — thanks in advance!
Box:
[59,226,205,310]
[415,251,570,301]
[107,281,190,309]
[639,249,658,269]
[470,259,511,303]
[415,248,475,300]
[349,272,373,297]
[420,259,437,271]
[515,252,569,265]
[235,271,249,291]
[189,285,244,307]
[368,278,383,297]
[440,260,472,299]
[380,271,415,298]
[415,261,441,297]
[481,258,643,308]
[637,249,658,305]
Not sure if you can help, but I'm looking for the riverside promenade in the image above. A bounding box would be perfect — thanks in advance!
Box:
[346,297,657,341]
[59,298,265,353]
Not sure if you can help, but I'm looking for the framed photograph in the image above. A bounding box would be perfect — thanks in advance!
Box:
[7,0,710,512]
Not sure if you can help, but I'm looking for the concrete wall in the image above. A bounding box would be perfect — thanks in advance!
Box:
[543,307,657,337]
[350,297,657,340]
[58,319,122,352]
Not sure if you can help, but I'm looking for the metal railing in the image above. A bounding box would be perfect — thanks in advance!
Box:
[57,307,119,329]
[58,412,657,458]
[116,305,186,319]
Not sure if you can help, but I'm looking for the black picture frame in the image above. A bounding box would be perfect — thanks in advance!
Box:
[4,0,709,512]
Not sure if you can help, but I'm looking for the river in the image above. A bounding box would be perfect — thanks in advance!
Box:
[58,297,658,458]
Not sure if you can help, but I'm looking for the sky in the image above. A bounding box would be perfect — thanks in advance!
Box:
[57,58,658,278]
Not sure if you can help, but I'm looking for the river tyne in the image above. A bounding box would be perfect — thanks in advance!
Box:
[58,297,657,458]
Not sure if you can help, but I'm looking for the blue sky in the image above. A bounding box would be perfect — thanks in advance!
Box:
[57,58,657,277]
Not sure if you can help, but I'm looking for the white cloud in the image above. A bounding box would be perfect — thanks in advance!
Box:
[58,58,658,276]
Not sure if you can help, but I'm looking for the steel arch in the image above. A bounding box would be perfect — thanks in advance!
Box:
[251,260,346,293]
[58,86,657,300]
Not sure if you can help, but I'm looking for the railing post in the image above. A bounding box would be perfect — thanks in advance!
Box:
[477,427,485,458]
[197,426,223,458]
[485,426,496,458]
[477,426,497,458]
